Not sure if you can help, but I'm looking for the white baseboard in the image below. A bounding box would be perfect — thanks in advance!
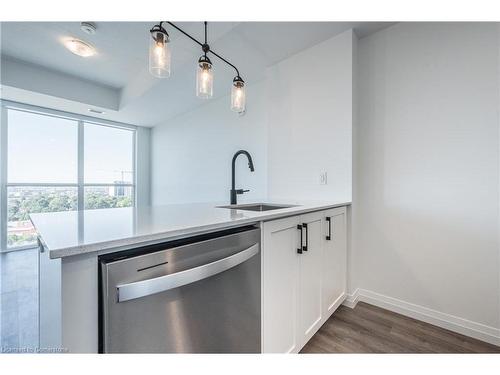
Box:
[342,288,500,347]
[342,289,360,308]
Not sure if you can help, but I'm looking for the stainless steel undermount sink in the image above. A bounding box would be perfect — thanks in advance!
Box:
[217,203,298,212]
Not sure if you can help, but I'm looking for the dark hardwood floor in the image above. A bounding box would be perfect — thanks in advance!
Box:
[301,302,500,353]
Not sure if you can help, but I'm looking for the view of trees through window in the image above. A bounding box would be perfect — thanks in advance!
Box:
[7,187,133,248]
[7,187,77,247]
[4,107,135,250]
[84,188,133,210]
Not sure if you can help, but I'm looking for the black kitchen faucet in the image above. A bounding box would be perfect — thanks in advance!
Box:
[230,150,255,205]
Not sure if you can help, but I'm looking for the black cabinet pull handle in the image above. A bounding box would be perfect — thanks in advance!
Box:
[297,224,303,254]
[326,217,332,240]
[302,223,308,251]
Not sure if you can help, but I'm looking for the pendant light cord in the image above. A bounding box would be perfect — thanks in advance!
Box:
[165,21,241,78]
[204,21,207,45]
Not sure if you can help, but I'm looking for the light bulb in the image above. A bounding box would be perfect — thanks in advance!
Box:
[196,57,213,99]
[231,77,246,113]
[149,29,171,78]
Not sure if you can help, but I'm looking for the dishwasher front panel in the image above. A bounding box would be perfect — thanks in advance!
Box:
[100,227,261,353]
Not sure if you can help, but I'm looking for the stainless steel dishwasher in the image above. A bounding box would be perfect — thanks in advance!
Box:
[99,226,261,353]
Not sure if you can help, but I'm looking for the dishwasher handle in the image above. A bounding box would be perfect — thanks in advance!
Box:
[116,243,259,303]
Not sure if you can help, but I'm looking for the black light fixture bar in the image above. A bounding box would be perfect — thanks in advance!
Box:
[165,21,242,78]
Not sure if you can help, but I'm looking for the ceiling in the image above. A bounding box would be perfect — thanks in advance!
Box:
[0,21,395,127]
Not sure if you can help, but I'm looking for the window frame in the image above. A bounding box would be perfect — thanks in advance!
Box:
[0,100,137,252]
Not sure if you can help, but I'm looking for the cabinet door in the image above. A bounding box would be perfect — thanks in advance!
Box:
[297,211,324,347]
[322,208,347,318]
[262,216,301,353]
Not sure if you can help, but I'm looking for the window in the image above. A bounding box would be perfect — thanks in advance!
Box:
[8,110,78,183]
[83,122,134,210]
[1,103,136,251]
[84,123,134,184]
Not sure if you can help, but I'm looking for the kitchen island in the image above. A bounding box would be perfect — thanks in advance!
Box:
[31,200,350,353]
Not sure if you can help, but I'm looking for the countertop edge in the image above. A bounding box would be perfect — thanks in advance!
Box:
[42,202,351,259]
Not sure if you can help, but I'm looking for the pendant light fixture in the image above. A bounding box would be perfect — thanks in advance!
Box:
[231,76,246,113]
[149,22,171,78]
[196,55,214,98]
[148,21,246,113]
[196,22,213,99]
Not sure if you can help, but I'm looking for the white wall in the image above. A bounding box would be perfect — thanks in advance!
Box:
[267,30,354,202]
[151,80,268,205]
[352,23,500,331]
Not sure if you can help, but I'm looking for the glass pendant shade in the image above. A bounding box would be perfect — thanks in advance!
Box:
[196,57,214,99]
[149,29,171,78]
[231,78,246,113]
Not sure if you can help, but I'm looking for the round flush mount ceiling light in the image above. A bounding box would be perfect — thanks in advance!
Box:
[63,39,96,57]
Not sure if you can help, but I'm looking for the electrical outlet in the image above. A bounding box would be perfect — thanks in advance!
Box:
[319,171,328,185]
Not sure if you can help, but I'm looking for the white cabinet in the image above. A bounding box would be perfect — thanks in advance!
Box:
[262,206,347,353]
[297,211,324,346]
[262,215,301,353]
[322,208,347,317]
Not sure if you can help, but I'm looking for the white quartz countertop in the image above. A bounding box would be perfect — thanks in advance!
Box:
[30,200,350,259]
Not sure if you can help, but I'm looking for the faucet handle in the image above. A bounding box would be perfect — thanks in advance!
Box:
[235,189,250,195]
